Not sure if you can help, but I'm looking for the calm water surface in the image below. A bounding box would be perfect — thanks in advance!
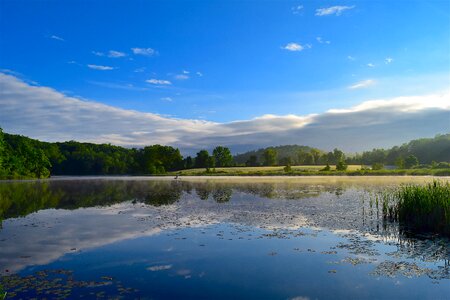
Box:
[0,177,449,299]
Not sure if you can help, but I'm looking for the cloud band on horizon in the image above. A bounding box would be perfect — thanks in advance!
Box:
[0,73,449,155]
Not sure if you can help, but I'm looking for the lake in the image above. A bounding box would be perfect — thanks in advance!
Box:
[0,176,449,299]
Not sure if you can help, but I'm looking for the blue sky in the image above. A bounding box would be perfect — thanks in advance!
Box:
[0,0,449,153]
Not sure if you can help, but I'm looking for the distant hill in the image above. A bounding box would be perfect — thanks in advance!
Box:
[368,133,450,165]
[233,145,321,165]
[233,134,450,166]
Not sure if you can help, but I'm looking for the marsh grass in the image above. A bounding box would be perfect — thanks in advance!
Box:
[0,283,6,300]
[382,181,450,236]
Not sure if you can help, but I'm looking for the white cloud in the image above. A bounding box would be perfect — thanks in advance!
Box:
[315,5,355,16]
[147,265,172,271]
[132,47,157,56]
[134,67,146,73]
[182,70,190,74]
[146,79,172,85]
[1,72,448,154]
[316,37,330,44]
[347,55,356,61]
[196,72,203,77]
[291,5,304,14]
[87,64,115,71]
[92,51,105,56]
[161,97,173,102]
[328,93,450,113]
[367,63,375,67]
[50,35,65,41]
[88,81,148,91]
[282,43,305,52]
[108,50,126,58]
[175,74,189,80]
[348,79,376,89]
[385,57,393,64]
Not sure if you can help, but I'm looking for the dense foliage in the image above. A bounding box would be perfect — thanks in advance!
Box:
[0,130,187,178]
[234,145,317,165]
[348,134,450,166]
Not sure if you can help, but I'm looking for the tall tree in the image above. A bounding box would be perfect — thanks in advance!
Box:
[212,146,233,167]
[246,155,259,167]
[263,148,277,166]
[404,155,419,169]
[195,150,210,168]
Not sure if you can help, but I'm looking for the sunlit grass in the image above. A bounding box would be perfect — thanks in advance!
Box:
[174,165,361,175]
[170,166,449,176]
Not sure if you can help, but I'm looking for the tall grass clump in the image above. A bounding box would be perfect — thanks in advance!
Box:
[384,180,450,236]
[0,283,6,300]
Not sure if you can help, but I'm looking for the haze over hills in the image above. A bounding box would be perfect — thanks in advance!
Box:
[233,134,450,165]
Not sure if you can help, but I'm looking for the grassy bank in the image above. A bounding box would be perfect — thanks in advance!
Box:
[381,180,450,236]
[170,166,450,176]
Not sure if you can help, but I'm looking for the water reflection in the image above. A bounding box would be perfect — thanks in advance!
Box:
[0,177,448,280]
[0,178,390,221]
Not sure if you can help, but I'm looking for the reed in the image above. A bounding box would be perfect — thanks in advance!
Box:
[383,181,450,235]
[0,284,6,300]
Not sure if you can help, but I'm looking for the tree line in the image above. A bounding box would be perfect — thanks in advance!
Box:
[0,127,448,179]
[0,128,233,178]
[234,134,450,170]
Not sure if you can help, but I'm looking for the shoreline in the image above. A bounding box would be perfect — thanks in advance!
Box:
[1,174,449,182]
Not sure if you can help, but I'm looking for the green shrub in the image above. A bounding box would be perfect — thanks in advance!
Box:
[371,162,384,170]
[336,160,347,171]
[320,164,331,171]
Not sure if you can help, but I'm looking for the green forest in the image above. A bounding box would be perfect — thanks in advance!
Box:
[0,127,449,179]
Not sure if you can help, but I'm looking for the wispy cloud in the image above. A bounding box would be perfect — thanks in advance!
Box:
[88,81,148,91]
[50,35,65,41]
[161,97,173,102]
[132,47,157,56]
[182,70,190,74]
[316,37,330,44]
[367,63,375,68]
[92,51,104,56]
[146,79,172,85]
[385,57,393,64]
[282,42,305,52]
[348,79,376,89]
[108,50,126,58]
[87,64,115,71]
[315,5,355,16]
[291,5,304,15]
[347,55,356,61]
[175,74,189,80]
[196,72,203,77]
[1,72,448,154]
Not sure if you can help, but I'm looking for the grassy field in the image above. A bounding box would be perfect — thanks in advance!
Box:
[173,165,361,175]
[171,165,450,176]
